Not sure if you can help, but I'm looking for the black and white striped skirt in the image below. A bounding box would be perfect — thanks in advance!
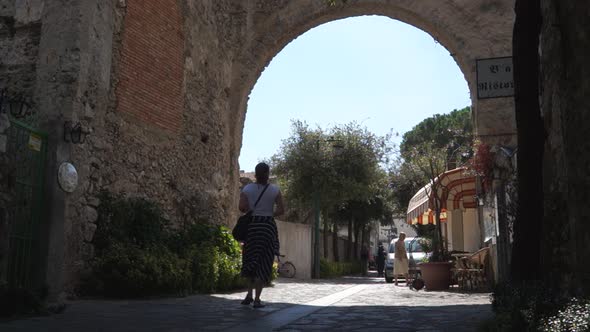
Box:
[241,216,280,284]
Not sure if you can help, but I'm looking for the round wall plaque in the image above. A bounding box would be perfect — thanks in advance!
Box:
[58,162,79,193]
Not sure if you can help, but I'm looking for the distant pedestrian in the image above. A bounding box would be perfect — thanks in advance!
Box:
[376,244,386,277]
[394,232,409,286]
[360,245,369,276]
[238,162,285,308]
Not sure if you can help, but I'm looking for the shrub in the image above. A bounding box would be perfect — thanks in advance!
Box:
[166,222,216,256]
[167,223,241,259]
[320,259,363,278]
[485,281,590,331]
[487,281,553,331]
[172,223,243,293]
[320,259,338,278]
[93,192,169,254]
[271,262,279,281]
[87,244,191,298]
[186,241,245,293]
[540,298,590,331]
[186,244,219,293]
[83,192,245,298]
[216,250,242,292]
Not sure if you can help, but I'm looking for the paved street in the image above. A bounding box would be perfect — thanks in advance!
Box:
[0,272,492,331]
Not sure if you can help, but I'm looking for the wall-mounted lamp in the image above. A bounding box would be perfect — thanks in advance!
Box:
[63,121,89,144]
[0,89,34,119]
[9,98,32,119]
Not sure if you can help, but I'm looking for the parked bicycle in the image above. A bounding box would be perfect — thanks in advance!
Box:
[277,255,296,278]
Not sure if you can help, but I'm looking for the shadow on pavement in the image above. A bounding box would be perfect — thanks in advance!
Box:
[0,297,492,332]
[0,274,492,332]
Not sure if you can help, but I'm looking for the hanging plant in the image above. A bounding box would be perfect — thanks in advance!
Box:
[468,140,495,192]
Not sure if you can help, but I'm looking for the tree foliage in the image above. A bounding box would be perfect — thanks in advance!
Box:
[389,107,473,260]
[399,107,473,160]
[272,120,391,215]
[390,107,473,215]
[272,121,394,259]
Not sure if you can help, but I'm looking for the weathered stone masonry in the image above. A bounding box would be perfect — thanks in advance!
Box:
[1,0,518,298]
[69,0,234,292]
[11,0,590,298]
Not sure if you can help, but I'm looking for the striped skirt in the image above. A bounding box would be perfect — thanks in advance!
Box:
[241,216,280,284]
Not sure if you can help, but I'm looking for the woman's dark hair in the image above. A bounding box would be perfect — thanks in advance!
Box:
[255,162,270,183]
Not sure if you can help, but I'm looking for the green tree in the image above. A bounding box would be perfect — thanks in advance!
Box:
[273,121,390,212]
[389,107,473,259]
[357,177,396,238]
[391,107,473,216]
[399,107,473,160]
[272,121,392,261]
[403,142,451,260]
[334,169,395,260]
[271,121,340,212]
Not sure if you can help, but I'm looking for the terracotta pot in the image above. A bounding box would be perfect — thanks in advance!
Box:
[418,262,453,291]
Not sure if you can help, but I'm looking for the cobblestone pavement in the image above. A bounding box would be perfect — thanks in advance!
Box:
[0,272,492,331]
[278,277,491,332]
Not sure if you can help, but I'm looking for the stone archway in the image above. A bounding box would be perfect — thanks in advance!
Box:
[225,0,516,215]
[1,0,517,296]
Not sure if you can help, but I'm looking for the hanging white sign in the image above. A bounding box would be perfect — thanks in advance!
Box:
[476,57,514,99]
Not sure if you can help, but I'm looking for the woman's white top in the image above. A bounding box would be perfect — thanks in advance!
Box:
[242,183,280,217]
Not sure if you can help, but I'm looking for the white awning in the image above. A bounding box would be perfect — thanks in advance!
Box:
[406,167,475,224]
[406,183,432,224]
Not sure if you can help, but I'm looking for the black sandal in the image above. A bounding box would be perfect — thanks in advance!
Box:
[241,296,253,305]
[253,300,265,308]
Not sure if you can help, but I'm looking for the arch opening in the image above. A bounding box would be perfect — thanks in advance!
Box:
[239,14,472,172]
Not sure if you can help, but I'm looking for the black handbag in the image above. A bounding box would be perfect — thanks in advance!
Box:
[232,184,269,242]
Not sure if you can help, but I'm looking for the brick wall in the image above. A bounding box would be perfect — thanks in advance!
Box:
[115,0,184,132]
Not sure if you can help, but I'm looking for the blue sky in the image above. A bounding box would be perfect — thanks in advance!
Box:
[239,16,471,172]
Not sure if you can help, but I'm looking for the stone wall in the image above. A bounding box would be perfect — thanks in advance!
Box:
[82,0,235,224]
[1,0,119,296]
[3,0,587,298]
[1,0,519,296]
[39,0,241,294]
[90,0,516,244]
[539,0,590,293]
[0,0,42,98]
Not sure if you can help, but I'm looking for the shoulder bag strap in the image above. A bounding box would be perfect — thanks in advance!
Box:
[253,184,270,208]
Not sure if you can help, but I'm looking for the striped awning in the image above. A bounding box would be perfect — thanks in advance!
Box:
[408,207,448,225]
[406,167,475,225]
[406,183,431,223]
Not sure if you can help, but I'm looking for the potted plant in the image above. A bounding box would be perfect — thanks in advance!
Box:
[418,233,453,291]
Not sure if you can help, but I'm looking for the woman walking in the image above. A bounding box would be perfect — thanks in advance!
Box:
[394,232,409,286]
[238,162,285,308]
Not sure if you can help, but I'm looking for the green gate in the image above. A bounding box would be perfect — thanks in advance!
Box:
[4,118,47,289]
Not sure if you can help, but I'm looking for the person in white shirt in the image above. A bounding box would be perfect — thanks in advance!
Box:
[238,162,285,308]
